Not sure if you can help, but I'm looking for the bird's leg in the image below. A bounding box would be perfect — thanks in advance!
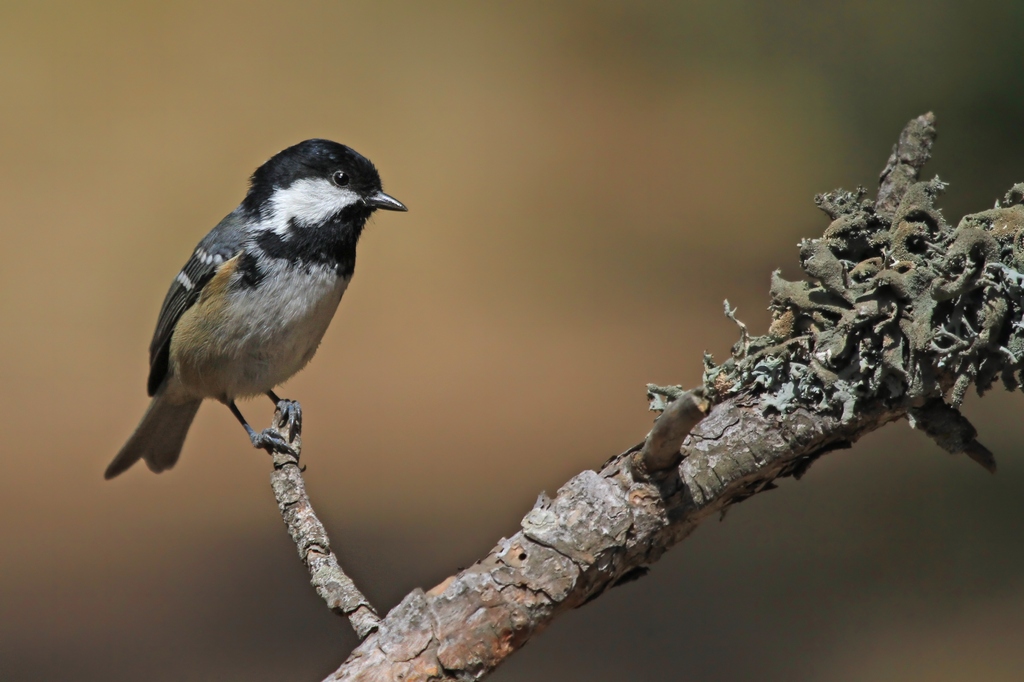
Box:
[228,400,297,455]
[266,391,302,440]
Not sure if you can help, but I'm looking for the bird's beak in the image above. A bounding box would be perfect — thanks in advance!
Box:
[366,191,407,212]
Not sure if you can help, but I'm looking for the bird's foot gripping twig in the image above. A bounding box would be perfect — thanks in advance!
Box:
[250,427,298,456]
[249,397,302,455]
[265,400,381,639]
[273,398,302,437]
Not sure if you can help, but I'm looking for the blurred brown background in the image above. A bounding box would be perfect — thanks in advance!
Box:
[3,2,1024,680]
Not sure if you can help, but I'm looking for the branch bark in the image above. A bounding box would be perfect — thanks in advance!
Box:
[257,113,1023,680]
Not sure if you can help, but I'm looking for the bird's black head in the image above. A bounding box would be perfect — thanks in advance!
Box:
[241,139,406,222]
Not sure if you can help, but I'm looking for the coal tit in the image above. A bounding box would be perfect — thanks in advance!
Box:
[105,140,406,479]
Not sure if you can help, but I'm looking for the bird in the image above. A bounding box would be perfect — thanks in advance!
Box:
[105,139,406,480]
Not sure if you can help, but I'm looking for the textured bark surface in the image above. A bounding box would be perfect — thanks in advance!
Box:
[257,112,1022,680]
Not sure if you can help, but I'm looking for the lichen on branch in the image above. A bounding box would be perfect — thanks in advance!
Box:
[701,115,1021,471]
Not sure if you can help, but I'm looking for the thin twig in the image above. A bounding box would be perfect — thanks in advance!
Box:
[267,402,380,639]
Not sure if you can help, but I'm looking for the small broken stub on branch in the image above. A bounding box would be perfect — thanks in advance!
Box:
[699,113,1018,474]
[632,386,709,478]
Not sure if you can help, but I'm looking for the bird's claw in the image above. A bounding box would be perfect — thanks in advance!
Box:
[251,428,298,456]
[273,399,302,441]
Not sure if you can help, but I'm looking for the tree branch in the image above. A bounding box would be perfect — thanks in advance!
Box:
[252,113,1024,680]
[322,401,901,681]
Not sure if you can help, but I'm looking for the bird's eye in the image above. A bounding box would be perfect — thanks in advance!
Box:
[332,171,350,187]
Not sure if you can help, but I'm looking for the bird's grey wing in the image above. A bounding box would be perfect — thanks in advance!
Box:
[146,209,249,396]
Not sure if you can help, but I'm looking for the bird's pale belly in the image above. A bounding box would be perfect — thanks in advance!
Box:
[170,260,349,400]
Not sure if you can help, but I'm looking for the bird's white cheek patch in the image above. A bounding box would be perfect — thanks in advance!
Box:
[265,178,361,235]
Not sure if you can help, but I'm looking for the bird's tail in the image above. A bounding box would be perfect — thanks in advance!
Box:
[105,394,202,479]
